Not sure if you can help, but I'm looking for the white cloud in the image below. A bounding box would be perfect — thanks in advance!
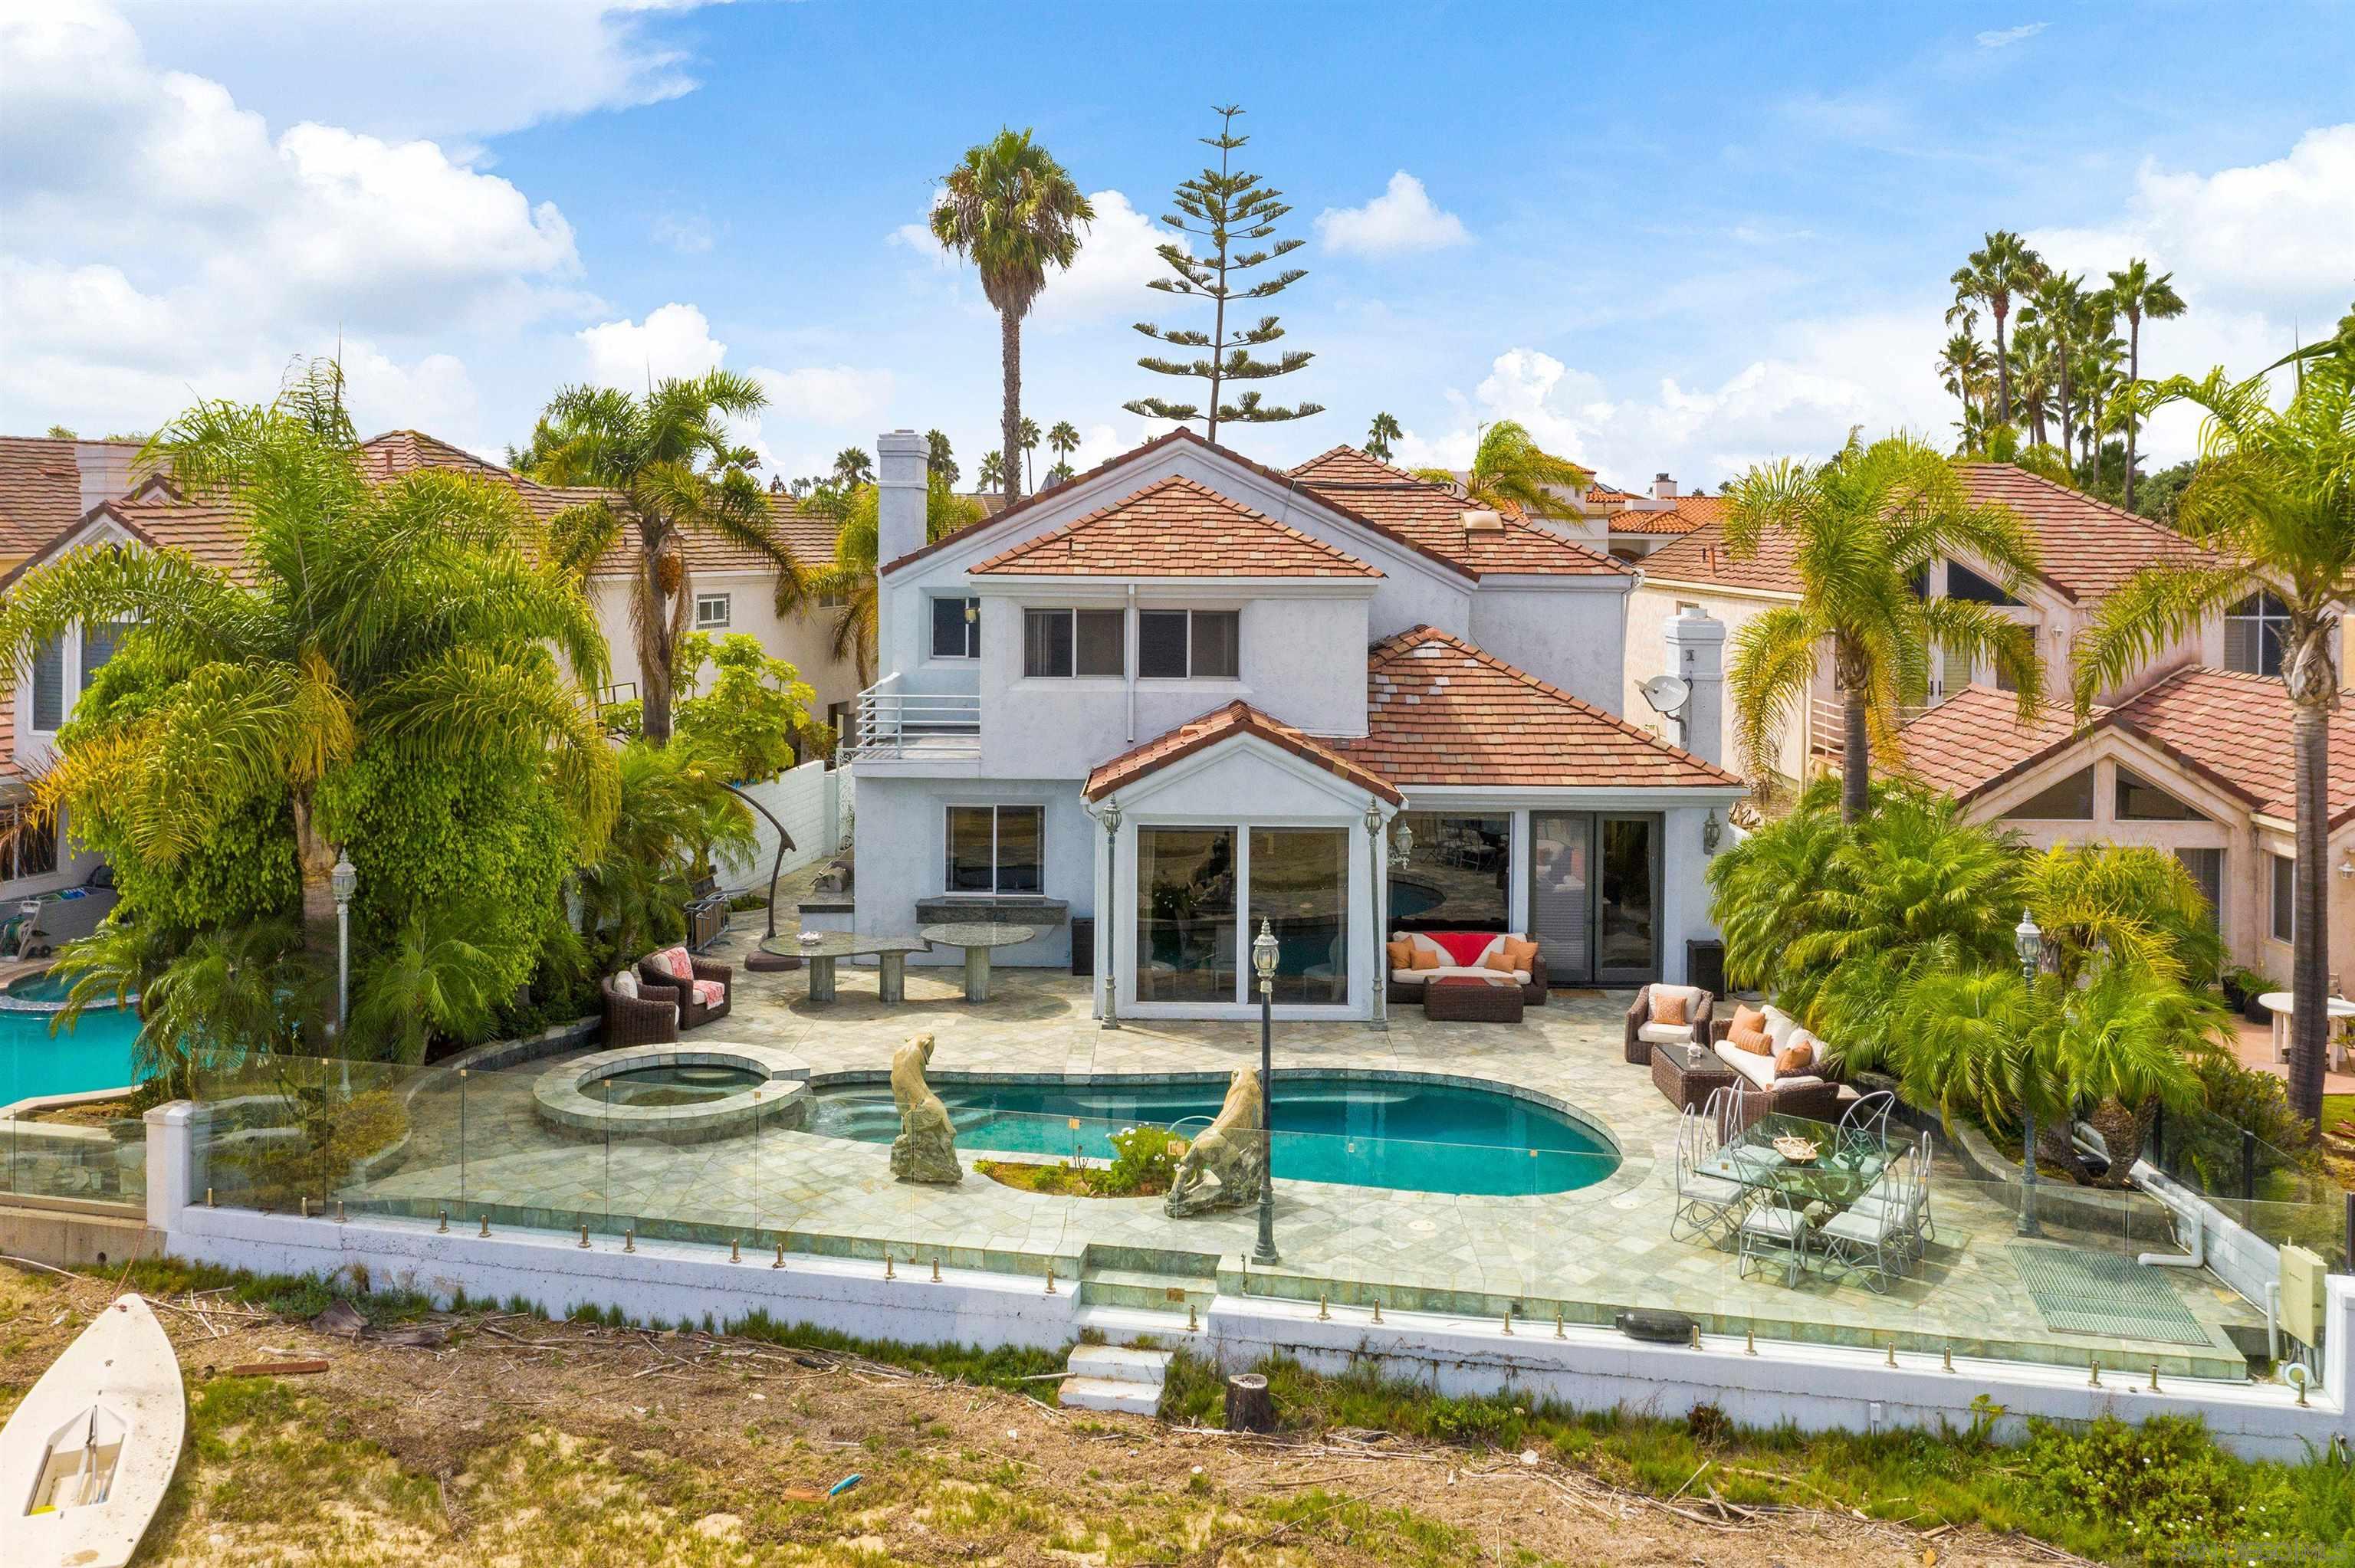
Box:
[652,212,717,254]
[1315,172,1470,257]
[1975,21,2048,48]
[577,302,728,389]
[752,364,895,428]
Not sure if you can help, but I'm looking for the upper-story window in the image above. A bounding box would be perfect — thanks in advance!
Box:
[1139,610,1240,679]
[80,623,128,691]
[694,593,731,629]
[2224,592,2289,677]
[1023,608,1123,678]
[1945,561,2020,606]
[31,637,66,732]
[930,595,980,659]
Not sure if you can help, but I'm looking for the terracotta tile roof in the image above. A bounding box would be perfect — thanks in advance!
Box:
[1585,485,1638,507]
[1891,667,2355,826]
[0,435,150,558]
[1884,685,2091,799]
[1609,494,1726,537]
[971,476,1379,578]
[1332,625,1742,790]
[1288,447,1631,578]
[1637,464,2218,602]
[1082,699,1403,804]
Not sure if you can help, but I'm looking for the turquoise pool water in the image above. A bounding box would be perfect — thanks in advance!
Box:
[803,1074,1618,1196]
[1,973,146,1104]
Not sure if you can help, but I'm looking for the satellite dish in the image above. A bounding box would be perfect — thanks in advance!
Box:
[1641,674,1691,717]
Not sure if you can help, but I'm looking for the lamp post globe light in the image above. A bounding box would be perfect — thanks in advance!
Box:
[1099,799,1122,1030]
[2013,908,2044,1238]
[1250,916,1281,1267]
[330,855,358,1036]
[1364,802,1388,1032]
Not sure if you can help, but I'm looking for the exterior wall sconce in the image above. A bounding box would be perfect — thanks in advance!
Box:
[2337,853,2353,880]
[1389,817,1414,870]
[1702,809,1723,855]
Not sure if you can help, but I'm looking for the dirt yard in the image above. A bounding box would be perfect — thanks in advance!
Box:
[0,1262,2084,1566]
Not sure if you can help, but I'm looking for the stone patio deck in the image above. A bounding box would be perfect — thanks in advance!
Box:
[345,927,2266,1379]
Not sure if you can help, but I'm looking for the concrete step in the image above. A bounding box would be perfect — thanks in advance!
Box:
[1058,1375,1161,1416]
[1075,1268,1216,1312]
[1068,1343,1172,1386]
[1072,1302,1198,1346]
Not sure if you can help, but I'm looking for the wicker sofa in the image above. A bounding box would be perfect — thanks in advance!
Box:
[1707,1012,1843,1126]
[1384,930,1549,1006]
[636,947,736,1032]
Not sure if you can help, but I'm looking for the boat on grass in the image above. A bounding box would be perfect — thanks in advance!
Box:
[0,1292,184,1567]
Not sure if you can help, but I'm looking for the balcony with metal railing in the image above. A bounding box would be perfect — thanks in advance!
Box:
[842,674,981,764]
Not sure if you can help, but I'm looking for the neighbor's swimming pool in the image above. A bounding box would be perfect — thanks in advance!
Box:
[0,972,146,1104]
[803,1073,1618,1196]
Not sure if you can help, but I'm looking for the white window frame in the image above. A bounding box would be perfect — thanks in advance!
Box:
[694,592,732,629]
[1137,609,1241,681]
[2225,592,2291,678]
[944,803,1045,895]
[929,595,980,660]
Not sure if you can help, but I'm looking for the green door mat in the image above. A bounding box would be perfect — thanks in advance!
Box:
[2006,1244,2211,1347]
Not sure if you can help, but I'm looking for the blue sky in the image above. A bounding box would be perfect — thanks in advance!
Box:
[5,1,2350,491]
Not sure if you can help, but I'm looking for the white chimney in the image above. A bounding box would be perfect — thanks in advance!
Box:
[1652,471,1677,501]
[1664,603,1726,767]
[874,429,928,677]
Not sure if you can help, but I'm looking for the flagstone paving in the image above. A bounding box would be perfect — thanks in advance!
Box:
[347,929,2265,1378]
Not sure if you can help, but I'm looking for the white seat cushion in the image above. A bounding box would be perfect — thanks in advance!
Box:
[1650,982,1702,1016]
[1823,1207,1899,1244]
[1739,1207,1808,1241]
[1637,1021,1696,1045]
[1681,1172,1746,1203]
[1713,1040,1779,1088]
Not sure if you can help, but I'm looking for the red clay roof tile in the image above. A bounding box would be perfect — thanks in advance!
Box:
[1287,447,1631,578]
[1082,700,1402,804]
[972,475,1379,578]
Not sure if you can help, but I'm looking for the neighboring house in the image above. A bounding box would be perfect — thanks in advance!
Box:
[1585,474,1723,562]
[0,435,155,575]
[849,427,1744,1021]
[1621,463,2262,789]
[1893,671,2355,987]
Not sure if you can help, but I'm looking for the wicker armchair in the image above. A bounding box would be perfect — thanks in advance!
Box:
[1622,984,1715,1064]
[603,973,678,1047]
[638,954,734,1031]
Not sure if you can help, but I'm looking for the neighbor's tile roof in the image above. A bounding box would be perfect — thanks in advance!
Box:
[1082,699,1403,804]
[1637,464,2217,602]
[1288,447,1631,578]
[1891,667,2355,826]
[1332,625,1742,790]
[0,435,150,558]
[973,475,1378,578]
[1608,494,1726,537]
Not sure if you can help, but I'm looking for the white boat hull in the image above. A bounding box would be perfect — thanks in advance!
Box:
[0,1293,186,1568]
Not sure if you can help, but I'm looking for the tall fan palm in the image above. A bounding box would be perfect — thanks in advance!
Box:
[923,429,958,487]
[1948,231,2046,425]
[1722,433,2045,819]
[975,450,1006,494]
[1019,417,1041,492]
[2106,259,2189,510]
[2071,344,2355,1131]
[1365,412,1402,463]
[2020,271,2087,471]
[520,371,804,746]
[0,372,619,976]
[931,128,1094,504]
[834,448,875,489]
[1046,419,1080,486]
[1413,420,1591,522]
[1936,333,1993,431]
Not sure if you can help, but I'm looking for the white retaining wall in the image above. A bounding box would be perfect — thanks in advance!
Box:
[726,760,845,894]
[2132,1160,2286,1332]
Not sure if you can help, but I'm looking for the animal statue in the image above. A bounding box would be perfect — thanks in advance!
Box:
[1164,1068,1266,1217]
[888,1034,962,1184]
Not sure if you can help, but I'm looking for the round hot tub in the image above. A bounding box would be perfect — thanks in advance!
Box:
[533,1045,810,1143]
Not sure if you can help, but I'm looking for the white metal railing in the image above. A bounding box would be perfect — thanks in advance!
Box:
[1808,694,1930,759]
[844,674,981,762]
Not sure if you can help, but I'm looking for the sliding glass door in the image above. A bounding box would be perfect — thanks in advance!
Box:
[1250,828,1348,1005]
[1132,823,1352,1007]
[1136,828,1236,1003]
[1527,812,1661,986]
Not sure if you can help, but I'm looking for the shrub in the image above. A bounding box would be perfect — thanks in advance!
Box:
[1100,1125,1182,1196]
[2015,1414,2301,1563]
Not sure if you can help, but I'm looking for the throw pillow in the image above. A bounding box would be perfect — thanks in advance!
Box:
[1481,949,1518,976]
[1651,989,1690,1026]
[1386,939,1415,973]
[1775,1037,1815,1076]
[1409,947,1443,972]
[612,969,639,1000]
[654,945,694,981]
[1729,1002,1766,1037]
[1501,937,1539,973]
[1728,1022,1772,1055]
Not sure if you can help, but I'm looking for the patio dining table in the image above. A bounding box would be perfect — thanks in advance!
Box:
[1700,1110,1890,1215]
[761,931,931,1005]
[918,921,1040,1003]
[2257,991,2355,1073]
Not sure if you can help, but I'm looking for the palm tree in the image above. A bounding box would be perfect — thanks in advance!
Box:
[1365,412,1402,463]
[976,450,1006,494]
[1936,333,1992,431]
[1412,421,1590,522]
[834,448,875,490]
[1948,231,2046,425]
[2071,345,2355,1131]
[2009,319,2054,449]
[816,480,987,687]
[0,372,618,983]
[1019,417,1041,493]
[924,429,959,487]
[1722,433,2045,820]
[2020,272,2087,471]
[519,371,805,746]
[2106,259,2189,510]
[1046,418,1080,481]
[931,128,1095,505]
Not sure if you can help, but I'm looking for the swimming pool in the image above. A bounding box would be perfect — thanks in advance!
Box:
[803,1073,1618,1196]
[0,973,146,1105]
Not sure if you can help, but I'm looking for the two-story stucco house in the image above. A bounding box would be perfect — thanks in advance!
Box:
[847,428,1746,1023]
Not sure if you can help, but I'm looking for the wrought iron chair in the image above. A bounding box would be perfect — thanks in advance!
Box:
[1670,1097,1751,1246]
[1836,1089,1896,1161]
[1849,1130,1934,1264]
[1734,1177,1811,1288]
[1819,1157,1910,1293]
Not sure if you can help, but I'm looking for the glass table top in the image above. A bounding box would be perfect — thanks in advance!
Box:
[760,931,932,960]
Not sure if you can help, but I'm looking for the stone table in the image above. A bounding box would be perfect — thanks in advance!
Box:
[762,932,931,1005]
[917,922,1040,1003]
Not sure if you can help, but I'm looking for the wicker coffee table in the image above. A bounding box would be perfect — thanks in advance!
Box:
[1650,1038,1736,1111]
[1423,976,1525,1023]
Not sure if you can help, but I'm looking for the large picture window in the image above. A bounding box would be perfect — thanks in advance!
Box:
[2175,848,2223,934]
[1250,828,1348,1005]
[1389,812,1509,933]
[1023,608,1123,677]
[1137,827,1236,1003]
[946,805,1043,894]
[1138,610,1240,679]
[31,636,64,731]
[930,595,980,659]
[2002,767,2094,821]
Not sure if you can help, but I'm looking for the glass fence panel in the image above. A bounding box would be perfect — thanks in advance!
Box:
[1,1107,148,1210]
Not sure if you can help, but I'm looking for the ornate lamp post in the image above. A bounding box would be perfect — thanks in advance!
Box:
[330,855,358,1036]
[1250,916,1281,1266]
[2014,908,2045,1238]
[1364,802,1388,1032]
[1099,799,1122,1029]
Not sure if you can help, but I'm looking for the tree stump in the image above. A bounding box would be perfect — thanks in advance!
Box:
[1223,1372,1273,1433]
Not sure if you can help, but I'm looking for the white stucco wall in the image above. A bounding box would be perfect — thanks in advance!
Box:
[1468,582,1630,713]
[849,773,1090,968]
[1626,581,1811,782]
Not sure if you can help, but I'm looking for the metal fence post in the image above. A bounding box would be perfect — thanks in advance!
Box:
[2238,1128,2256,1206]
